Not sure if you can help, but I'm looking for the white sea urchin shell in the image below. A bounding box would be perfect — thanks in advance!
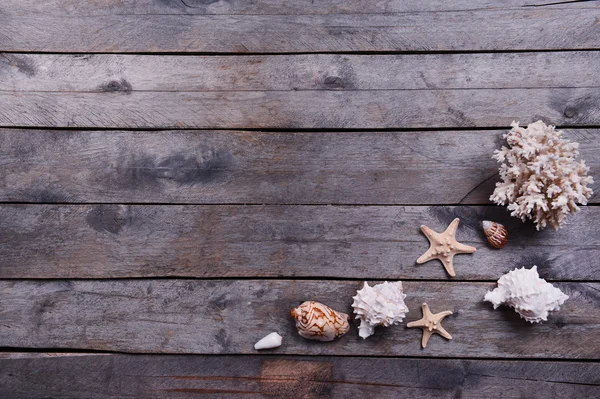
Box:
[352,281,409,339]
[484,266,568,323]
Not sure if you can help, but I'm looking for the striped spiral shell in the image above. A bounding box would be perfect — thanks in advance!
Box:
[482,220,508,249]
[290,301,350,341]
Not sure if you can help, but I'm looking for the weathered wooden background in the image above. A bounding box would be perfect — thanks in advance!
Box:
[1,1,599,397]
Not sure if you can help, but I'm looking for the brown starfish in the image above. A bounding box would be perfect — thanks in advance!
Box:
[407,303,453,348]
[416,218,476,277]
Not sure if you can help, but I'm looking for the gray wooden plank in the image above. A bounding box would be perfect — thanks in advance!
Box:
[0,354,598,399]
[1,129,598,204]
[0,280,597,358]
[1,9,599,53]
[3,0,597,16]
[2,52,599,92]
[1,205,598,280]
[1,88,600,128]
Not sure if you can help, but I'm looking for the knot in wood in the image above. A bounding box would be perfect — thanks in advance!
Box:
[564,107,578,119]
[323,76,344,89]
[98,78,133,94]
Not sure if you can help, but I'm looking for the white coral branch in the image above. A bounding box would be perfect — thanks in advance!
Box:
[490,121,593,230]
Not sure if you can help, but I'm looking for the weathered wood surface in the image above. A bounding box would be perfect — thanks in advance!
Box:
[0,280,598,358]
[3,52,600,92]
[1,354,598,399]
[1,9,599,53]
[3,0,598,16]
[2,88,599,129]
[1,205,599,280]
[1,129,598,204]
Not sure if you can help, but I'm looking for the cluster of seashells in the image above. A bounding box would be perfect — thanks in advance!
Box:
[286,281,418,344]
[286,281,410,343]
[254,215,570,350]
[255,281,413,349]
[286,265,568,346]
[254,121,586,351]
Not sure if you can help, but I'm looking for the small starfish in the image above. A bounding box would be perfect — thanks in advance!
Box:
[416,218,476,277]
[407,303,453,348]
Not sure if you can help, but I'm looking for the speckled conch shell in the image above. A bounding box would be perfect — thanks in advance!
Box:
[290,301,350,341]
[484,266,568,323]
[352,281,409,339]
[482,220,508,249]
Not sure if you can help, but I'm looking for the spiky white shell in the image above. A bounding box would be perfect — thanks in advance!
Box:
[254,332,282,350]
[352,281,409,339]
[484,266,568,323]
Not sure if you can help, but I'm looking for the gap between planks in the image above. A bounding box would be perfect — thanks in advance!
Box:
[2,202,600,206]
[3,49,600,56]
[1,350,600,363]
[0,277,598,283]
[1,125,600,132]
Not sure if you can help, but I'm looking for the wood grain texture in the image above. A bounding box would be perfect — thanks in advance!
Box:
[1,205,599,280]
[0,354,598,399]
[0,279,598,358]
[1,0,598,394]
[3,0,597,16]
[2,88,599,129]
[1,9,599,53]
[1,129,598,204]
[2,52,600,92]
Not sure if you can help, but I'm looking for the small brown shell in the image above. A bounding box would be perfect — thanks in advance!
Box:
[290,301,350,341]
[482,220,508,249]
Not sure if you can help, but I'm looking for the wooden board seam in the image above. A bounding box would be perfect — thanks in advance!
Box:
[1,349,600,362]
